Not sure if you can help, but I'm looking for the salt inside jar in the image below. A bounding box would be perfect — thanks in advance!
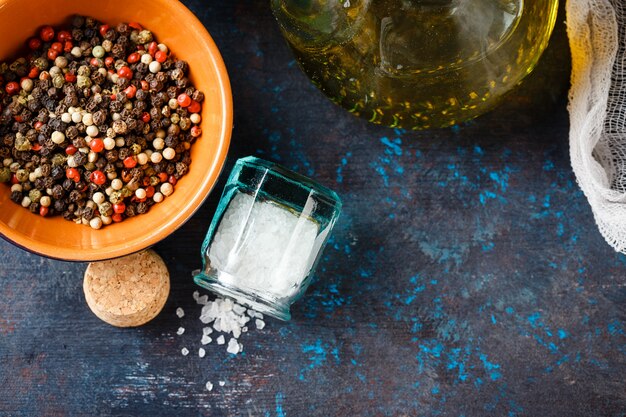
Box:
[194,156,342,320]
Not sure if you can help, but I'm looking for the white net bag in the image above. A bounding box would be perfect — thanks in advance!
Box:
[567,0,626,252]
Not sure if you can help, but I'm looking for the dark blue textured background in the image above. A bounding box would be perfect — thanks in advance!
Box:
[0,1,624,416]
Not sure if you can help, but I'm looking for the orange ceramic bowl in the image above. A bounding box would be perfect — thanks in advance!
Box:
[0,0,232,261]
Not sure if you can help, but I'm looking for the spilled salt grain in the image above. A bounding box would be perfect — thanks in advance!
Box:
[219,381,225,386]
[201,335,212,345]
[176,307,185,318]
[255,319,265,330]
[216,335,225,345]
[199,348,206,358]
[181,347,189,356]
[205,381,213,391]
[226,338,240,354]
[176,327,185,335]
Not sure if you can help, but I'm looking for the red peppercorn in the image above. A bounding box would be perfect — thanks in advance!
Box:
[65,145,77,155]
[128,21,143,31]
[177,93,191,108]
[148,41,158,56]
[57,30,72,42]
[188,100,201,114]
[140,80,149,90]
[99,24,110,38]
[90,170,106,185]
[104,57,114,68]
[39,206,49,217]
[89,138,104,153]
[127,52,140,64]
[64,72,76,83]
[31,143,42,152]
[157,172,168,183]
[113,203,126,214]
[141,112,150,123]
[90,58,102,67]
[155,50,167,63]
[64,41,73,53]
[28,67,39,79]
[112,213,123,222]
[118,66,133,79]
[168,175,177,185]
[28,37,41,50]
[14,115,23,123]
[123,156,137,168]
[66,168,79,181]
[145,186,155,198]
[47,49,58,61]
[51,42,63,53]
[190,126,202,137]
[34,121,44,131]
[40,25,55,42]
[10,174,18,184]
[124,84,137,99]
[5,82,19,96]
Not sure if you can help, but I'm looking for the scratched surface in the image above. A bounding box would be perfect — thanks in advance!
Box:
[0,2,625,416]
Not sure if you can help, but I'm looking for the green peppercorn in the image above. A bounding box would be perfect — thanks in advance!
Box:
[77,65,91,76]
[33,57,49,70]
[77,75,92,89]
[149,175,160,186]
[120,187,133,198]
[109,190,123,204]
[137,30,153,44]
[28,189,42,203]
[51,154,67,166]
[130,143,141,155]
[15,169,29,183]
[98,202,113,216]
[0,167,11,182]
[13,133,31,152]
[52,74,65,89]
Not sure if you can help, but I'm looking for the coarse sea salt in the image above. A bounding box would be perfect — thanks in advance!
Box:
[176,307,185,318]
[208,192,319,300]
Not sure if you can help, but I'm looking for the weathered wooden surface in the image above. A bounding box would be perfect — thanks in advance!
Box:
[0,2,624,416]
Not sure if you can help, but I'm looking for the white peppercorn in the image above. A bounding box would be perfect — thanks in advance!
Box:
[51,131,65,144]
[160,182,174,196]
[162,147,176,160]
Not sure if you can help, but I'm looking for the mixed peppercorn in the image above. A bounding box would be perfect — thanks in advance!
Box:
[0,16,204,229]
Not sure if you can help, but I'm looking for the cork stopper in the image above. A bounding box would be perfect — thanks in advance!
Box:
[83,249,170,327]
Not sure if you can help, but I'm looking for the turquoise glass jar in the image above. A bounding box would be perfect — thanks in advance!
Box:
[194,156,342,320]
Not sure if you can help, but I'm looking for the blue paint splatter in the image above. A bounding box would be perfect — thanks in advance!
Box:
[380,136,403,156]
[275,392,285,417]
[336,152,352,184]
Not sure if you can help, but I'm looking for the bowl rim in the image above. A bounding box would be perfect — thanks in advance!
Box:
[0,1,233,261]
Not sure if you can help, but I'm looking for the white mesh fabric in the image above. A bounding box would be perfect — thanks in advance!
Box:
[567,0,626,251]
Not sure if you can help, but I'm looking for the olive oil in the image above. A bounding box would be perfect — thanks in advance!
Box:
[272,0,558,129]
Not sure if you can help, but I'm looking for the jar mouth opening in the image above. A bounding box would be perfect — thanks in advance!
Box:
[194,272,292,321]
[236,156,342,210]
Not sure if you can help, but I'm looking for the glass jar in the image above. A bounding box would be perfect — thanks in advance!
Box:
[194,156,342,321]
[271,0,559,129]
